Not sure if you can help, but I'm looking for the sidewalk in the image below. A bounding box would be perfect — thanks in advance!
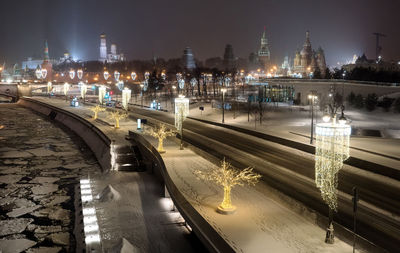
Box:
[29,97,363,252]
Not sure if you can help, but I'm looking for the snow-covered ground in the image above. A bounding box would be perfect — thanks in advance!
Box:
[25,97,375,252]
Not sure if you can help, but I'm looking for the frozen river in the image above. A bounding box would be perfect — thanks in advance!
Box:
[0,104,102,252]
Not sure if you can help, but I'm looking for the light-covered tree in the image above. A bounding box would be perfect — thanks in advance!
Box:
[90,105,106,120]
[146,124,176,153]
[195,158,261,214]
[108,110,128,129]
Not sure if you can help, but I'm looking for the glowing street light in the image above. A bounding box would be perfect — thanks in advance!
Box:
[175,95,189,150]
[77,69,83,80]
[80,82,87,102]
[103,71,109,80]
[99,86,106,105]
[315,115,351,243]
[63,83,70,101]
[122,87,131,110]
[308,91,318,144]
[140,83,144,108]
[221,88,227,123]
[47,82,52,94]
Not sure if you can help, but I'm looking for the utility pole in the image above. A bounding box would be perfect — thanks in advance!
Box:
[372,32,386,61]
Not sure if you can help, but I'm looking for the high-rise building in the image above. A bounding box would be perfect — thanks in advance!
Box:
[99,33,107,62]
[182,47,196,70]
[258,27,271,70]
[223,44,235,70]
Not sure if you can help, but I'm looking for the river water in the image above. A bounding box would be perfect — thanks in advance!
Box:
[0,104,101,252]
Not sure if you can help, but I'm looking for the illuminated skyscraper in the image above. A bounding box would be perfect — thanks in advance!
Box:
[99,33,107,62]
[182,47,196,70]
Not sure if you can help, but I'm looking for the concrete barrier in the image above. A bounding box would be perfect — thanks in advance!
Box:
[18,97,111,171]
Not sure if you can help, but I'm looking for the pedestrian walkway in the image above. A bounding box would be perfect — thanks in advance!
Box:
[26,97,365,252]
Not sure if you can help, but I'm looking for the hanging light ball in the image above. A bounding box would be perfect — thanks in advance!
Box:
[131,72,137,81]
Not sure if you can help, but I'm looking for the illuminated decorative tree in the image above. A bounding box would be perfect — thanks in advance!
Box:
[146,124,176,153]
[315,115,351,243]
[90,105,105,120]
[195,158,261,214]
[108,110,128,129]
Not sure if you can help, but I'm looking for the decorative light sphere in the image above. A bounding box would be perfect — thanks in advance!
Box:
[114,71,120,81]
[77,69,83,80]
[144,72,150,80]
[35,69,42,79]
[41,68,47,79]
[103,71,109,80]
[322,114,331,123]
[131,72,137,81]
[69,70,75,80]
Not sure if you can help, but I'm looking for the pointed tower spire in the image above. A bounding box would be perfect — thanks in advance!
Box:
[44,40,49,62]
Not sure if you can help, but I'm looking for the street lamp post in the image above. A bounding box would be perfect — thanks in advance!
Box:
[175,96,189,150]
[140,83,144,108]
[308,91,317,144]
[221,88,227,123]
[315,113,350,244]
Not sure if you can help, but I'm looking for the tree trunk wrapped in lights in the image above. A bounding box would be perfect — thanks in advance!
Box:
[315,118,351,243]
[108,110,128,129]
[90,105,105,120]
[195,158,261,214]
[146,124,176,153]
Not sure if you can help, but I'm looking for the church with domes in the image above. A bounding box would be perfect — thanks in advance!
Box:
[293,31,326,77]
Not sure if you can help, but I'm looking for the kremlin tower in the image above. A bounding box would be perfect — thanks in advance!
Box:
[258,26,271,71]
[41,40,52,81]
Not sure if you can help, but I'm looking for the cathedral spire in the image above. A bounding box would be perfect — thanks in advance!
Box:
[44,40,49,62]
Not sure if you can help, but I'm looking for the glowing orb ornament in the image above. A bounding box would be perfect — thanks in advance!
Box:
[131,72,137,81]
[77,69,83,79]
[224,77,231,86]
[103,71,109,80]
[122,88,131,110]
[41,68,47,79]
[144,71,150,80]
[114,71,120,81]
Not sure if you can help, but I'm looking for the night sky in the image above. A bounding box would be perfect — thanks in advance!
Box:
[1,0,399,67]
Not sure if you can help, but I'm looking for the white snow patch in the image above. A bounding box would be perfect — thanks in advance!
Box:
[97,185,121,202]
[108,238,140,253]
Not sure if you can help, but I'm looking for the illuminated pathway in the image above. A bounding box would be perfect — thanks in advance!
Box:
[21,97,371,252]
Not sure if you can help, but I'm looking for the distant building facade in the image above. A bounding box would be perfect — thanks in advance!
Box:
[99,33,125,63]
[223,44,235,70]
[182,47,196,70]
[343,54,400,72]
[292,31,326,77]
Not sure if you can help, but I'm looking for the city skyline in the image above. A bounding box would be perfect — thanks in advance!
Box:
[0,0,399,67]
